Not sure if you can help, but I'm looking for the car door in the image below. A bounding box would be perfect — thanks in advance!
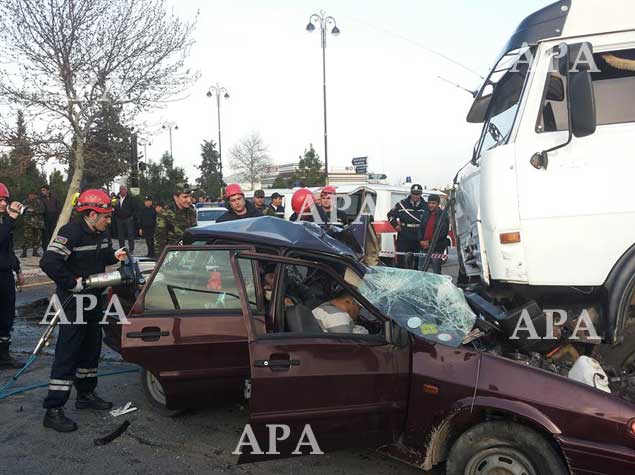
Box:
[119,245,265,409]
[231,252,411,462]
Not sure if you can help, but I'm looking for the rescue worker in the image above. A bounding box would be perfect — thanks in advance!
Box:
[418,194,449,274]
[289,188,317,222]
[387,184,429,269]
[253,189,275,216]
[154,185,197,256]
[138,196,157,258]
[22,190,45,257]
[40,189,127,432]
[318,186,347,225]
[268,192,285,218]
[0,183,25,368]
[216,184,262,223]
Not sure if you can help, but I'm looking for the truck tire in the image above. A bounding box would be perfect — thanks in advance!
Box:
[446,421,568,475]
[594,318,635,373]
[140,368,184,417]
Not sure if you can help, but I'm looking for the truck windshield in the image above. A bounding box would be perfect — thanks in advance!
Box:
[474,47,535,158]
[358,266,476,348]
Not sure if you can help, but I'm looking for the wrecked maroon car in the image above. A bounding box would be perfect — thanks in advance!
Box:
[104,217,635,474]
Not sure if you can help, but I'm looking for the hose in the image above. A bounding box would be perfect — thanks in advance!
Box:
[0,367,139,400]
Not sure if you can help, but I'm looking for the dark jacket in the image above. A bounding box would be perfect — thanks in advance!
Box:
[139,206,157,230]
[216,201,263,223]
[113,194,139,221]
[387,197,429,241]
[40,194,60,217]
[40,219,118,296]
[417,208,450,253]
[0,214,21,272]
[267,204,285,219]
[318,206,347,225]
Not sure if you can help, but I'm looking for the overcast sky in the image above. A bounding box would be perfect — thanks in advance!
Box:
[138,0,554,188]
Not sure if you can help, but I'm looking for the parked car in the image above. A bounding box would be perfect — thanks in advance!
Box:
[104,216,635,474]
[195,204,227,227]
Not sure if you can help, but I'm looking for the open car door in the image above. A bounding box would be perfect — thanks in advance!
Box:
[119,245,265,410]
[231,252,411,463]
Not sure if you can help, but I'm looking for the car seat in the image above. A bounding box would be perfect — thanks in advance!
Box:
[285,304,324,333]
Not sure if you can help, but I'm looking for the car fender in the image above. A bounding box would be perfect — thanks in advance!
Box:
[604,241,635,344]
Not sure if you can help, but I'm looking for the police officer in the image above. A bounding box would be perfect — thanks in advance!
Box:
[138,196,157,258]
[216,184,262,223]
[40,189,127,432]
[154,185,197,256]
[0,183,25,368]
[387,184,429,269]
[268,192,285,218]
[21,191,45,257]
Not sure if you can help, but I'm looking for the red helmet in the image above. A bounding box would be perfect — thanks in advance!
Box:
[291,188,315,214]
[0,183,9,199]
[320,185,337,195]
[224,183,244,199]
[76,189,113,213]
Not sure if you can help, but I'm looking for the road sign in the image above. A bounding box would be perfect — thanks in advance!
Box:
[355,165,367,174]
[352,156,367,166]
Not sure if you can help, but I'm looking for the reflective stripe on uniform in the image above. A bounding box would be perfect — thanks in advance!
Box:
[72,244,103,252]
[48,379,73,391]
[0,336,10,342]
[48,242,72,256]
[75,368,97,378]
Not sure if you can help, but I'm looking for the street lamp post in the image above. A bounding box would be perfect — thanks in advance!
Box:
[306,10,340,184]
[161,121,178,158]
[206,84,230,191]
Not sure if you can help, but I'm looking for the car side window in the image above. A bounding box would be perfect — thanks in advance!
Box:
[144,249,257,312]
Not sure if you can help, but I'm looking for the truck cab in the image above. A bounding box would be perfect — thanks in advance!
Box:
[454,0,635,346]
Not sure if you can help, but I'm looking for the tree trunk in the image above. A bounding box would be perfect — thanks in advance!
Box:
[51,139,85,242]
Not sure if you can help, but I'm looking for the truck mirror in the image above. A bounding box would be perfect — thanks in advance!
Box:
[569,70,597,138]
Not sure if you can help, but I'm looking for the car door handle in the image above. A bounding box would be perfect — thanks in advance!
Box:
[126,328,170,342]
[254,357,300,371]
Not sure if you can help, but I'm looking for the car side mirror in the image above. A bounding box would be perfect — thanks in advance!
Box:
[569,70,596,138]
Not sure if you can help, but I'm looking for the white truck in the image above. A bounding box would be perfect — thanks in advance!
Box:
[453,0,635,370]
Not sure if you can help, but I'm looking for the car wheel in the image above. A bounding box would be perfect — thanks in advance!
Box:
[140,368,185,417]
[446,421,568,475]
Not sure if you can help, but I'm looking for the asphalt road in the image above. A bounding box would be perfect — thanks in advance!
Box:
[1,247,457,475]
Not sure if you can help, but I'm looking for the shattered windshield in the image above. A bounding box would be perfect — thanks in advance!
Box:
[358,267,476,348]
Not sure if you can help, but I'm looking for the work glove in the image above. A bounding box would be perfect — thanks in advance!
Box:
[70,277,84,293]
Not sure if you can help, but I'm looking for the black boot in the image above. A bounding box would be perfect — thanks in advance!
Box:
[32,247,40,257]
[20,248,27,258]
[0,342,22,368]
[43,408,78,432]
[76,391,113,410]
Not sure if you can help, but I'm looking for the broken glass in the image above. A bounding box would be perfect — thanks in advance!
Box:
[358,267,476,347]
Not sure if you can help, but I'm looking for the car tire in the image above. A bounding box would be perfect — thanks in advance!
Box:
[446,421,568,475]
[140,368,185,417]
[594,317,635,372]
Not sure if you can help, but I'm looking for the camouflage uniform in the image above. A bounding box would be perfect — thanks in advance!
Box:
[154,203,197,256]
[22,196,45,256]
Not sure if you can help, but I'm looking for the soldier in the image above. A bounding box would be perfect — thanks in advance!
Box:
[154,185,197,256]
[22,191,45,257]
[387,184,429,269]
[253,189,275,216]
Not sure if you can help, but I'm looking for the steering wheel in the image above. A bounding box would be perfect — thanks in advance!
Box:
[357,309,383,334]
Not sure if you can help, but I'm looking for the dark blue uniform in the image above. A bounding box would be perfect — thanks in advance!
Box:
[0,213,21,361]
[387,196,429,269]
[40,219,118,409]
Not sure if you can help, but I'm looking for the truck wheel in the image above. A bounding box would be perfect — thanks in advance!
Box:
[594,317,635,373]
[446,421,567,475]
[140,368,184,417]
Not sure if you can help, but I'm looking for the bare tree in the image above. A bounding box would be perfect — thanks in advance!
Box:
[229,132,272,190]
[0,0,199,237]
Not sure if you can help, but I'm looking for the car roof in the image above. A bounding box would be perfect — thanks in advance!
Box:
[185,216,358,258]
